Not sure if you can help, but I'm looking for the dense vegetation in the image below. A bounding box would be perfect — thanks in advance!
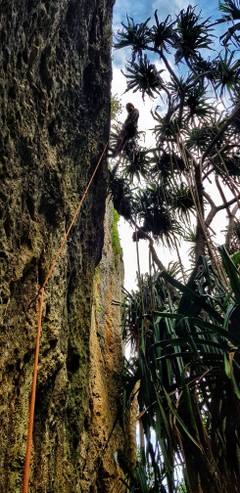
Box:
[110,1,240,491]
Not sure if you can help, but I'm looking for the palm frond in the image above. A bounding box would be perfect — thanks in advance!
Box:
[121,254,240,492]
[175,6,214,64]
[122,55,164,99]
[114,16,151,61]
[149,11,177,52]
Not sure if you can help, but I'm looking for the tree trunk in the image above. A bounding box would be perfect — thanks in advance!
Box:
[0,1,127,492]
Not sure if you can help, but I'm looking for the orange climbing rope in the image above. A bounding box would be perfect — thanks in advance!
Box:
[22,143,108,493]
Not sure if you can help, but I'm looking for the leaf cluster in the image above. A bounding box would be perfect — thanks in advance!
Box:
[110,4,240,491]
[121,249,240,492]
[110,1,240,260]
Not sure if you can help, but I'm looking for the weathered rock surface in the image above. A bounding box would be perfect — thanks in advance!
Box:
[81,204,126,492]
[0,1,128,492]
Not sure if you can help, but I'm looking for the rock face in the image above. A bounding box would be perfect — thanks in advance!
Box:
[81,205,125,492]
[0,1,128,492]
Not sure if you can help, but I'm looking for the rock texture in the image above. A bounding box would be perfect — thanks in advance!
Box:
[0,1,128,492]
[81,204,126,492]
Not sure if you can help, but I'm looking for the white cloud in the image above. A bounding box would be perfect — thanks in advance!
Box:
[152,0,192,17]
[175,0,193,9]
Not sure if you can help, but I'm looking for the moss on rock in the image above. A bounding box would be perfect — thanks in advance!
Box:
[111,209,123,257]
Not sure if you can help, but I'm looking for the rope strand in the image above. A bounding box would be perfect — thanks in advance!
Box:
[22,143,108,493]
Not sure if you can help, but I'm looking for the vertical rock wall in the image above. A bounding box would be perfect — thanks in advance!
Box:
[0,1,128,492]
[81,203,126,492]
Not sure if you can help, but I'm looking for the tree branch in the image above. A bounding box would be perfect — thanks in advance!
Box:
[205,188,240,227]
[225,204,239,250]
[130,219,177,296]
[201,103,240,163]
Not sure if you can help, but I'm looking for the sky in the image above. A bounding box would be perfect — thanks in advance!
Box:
[113,0,220,68]
[111,0,227,292]
[113,0,220,29]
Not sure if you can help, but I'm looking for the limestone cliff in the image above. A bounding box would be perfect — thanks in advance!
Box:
[0,1,128,492]
[81,204,125,492]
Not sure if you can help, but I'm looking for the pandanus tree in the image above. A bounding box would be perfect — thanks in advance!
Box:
[110,1,240,492]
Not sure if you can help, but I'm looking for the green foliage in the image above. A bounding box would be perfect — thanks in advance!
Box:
[176,485,187,493]
[111,208,122,256]
[232,250,240,268]
[213,51,240,96]
[134,185,181,246]
[110,0,240,265]
[123,54,164,99]
[149,11,177,52]
[174,6,214,63]
[218,0,240,49]
[219,0,240,21]
[171,184,194,218]
[111,94,124,120]
[108,172,133,220]
[114,15,151,58]
[111,6,240,488]
[220,245,240,303]
[122,253,240,492]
